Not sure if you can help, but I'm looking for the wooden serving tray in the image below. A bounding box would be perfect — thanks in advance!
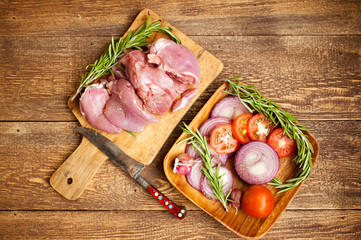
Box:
[164,83,320,239]
[50,9,223,200]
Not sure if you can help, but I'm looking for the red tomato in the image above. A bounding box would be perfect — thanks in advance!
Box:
[210,124,240,154]
[232,113,253,144]
[268,128,297,157]
[247,113,275,142]
[242,185,274,218]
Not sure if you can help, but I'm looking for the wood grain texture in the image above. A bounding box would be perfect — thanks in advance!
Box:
[1,0,360,36]
[0,36,360,121]
[0,210,360,239]
[0,121,359,211]
[1,1,360,238]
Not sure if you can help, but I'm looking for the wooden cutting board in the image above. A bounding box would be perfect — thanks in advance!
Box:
[50,9,223,200]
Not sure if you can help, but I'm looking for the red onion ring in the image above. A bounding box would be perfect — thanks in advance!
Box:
[234,141,280,184]
[186,160,204,191]
[211,96,250,119]
[200,166,234,200]
[199,117,232,136]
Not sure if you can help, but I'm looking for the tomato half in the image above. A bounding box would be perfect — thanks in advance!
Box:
[210,124,240,154]
[242,185,274,218]
[268,128,297,157]
[232,113,253,144]
[247,113,275,142]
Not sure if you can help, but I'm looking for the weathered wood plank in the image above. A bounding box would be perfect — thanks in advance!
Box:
[0,121,359,210]
[0,36,360,121]
[0,0,360,36]
[0,210,359,239]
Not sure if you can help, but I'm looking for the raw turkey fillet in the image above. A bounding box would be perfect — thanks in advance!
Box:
[120,50,176,115]
[79,38,201,134]
[148,38,201,86]
[104,78,159,132]
[79,81,122,134]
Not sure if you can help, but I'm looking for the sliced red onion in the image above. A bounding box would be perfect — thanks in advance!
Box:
[185,143,200,159]
[211,96,250,120]
[229,189,242,208]
[186,139,230,167]
[234,141,280,184]
[199,117,232,136]
[201,166,234,200]
[186,160,204,191]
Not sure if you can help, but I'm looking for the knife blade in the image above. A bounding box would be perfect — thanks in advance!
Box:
[75,126,187,219]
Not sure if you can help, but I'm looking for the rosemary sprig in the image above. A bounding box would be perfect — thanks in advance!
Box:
[71,16,181,101]
[225,77,314,193]
[179,123,231,212]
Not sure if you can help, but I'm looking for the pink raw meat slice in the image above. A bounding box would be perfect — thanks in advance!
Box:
[79,82,122,134]
[148,38,201,86]
[120,50,177,114]
[171,88,197,112]
[103,78,159,132]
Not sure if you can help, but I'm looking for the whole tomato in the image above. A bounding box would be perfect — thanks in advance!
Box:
[242,185,274,218]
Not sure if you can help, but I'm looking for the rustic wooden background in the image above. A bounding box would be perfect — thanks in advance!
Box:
[0,0,360,239]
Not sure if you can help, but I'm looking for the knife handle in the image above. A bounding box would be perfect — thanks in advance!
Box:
[147,185,187,219]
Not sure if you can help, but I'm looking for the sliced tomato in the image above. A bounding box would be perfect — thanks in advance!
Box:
[232,113,253,144]
[247,113,275,142]
[210,124,240,154]
[268,128,297,157]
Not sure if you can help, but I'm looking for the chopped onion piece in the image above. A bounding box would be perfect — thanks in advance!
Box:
[229,189,242,209]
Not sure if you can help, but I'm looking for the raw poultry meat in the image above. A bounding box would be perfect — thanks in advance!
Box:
[171,88,197,112]
[148,38,201,86]
[103,78,159,132]
[120,50,176,115]
[79,38,201,134]
[79,81,122,134]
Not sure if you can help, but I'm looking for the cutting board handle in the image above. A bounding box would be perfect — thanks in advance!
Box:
[50,138,107,200]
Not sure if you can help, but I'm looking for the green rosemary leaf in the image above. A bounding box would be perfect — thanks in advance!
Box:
[124,130,137,138]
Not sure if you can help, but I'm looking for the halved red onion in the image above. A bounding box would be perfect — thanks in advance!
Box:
[186,160,204,191]
[201,166,234,200]
[199,117,232,136]
[234,141,280,184]
[211,96,250,120]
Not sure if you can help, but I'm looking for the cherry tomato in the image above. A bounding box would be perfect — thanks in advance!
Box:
[232,113,253,144]
[210,124,240,154]
[247,113,275,142]
[242,185,274,218]
[268,128,297,157]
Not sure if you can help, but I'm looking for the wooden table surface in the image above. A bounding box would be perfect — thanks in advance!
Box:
[0,1,360,239]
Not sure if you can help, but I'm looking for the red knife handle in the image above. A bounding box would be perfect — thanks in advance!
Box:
[147,185,187,219]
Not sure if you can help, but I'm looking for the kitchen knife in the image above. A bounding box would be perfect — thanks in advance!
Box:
[74,126,187,219]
